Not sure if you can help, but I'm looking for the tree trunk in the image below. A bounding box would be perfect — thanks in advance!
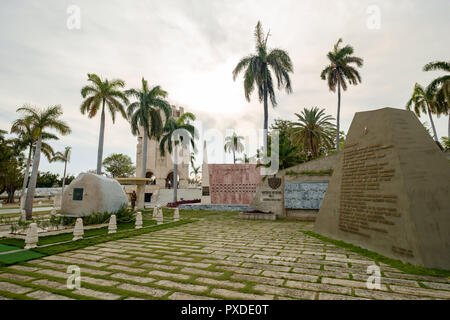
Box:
[96,100,106,174]
[141,133,148,178]
[233,149,236,164]
[62,160,67,194]
[7,187,15,203]
[25,136,42,220]
[20,145,33,208]
[336,82,341,151]
[427,105,439,142]
[173,146,178,203]
[263,81,269,152]
[448,114,449,139]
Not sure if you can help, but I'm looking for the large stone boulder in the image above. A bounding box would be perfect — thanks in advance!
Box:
[61,173,128,217]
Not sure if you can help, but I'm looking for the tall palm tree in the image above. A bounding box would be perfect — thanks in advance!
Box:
[51,146,71,195]
[80,73,129,174]
[16,105,71,219]
[224,132,245,164]
[290,107,336,158]
[233,21,293,151]
[423,61,450,137]
[10,116,57,206]
[126,78,171,178]
[406,83,440,142]
[321,38,363,150]
[159,112,197,203]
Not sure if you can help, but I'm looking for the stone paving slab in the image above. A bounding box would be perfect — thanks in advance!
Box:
[0,216,449,300]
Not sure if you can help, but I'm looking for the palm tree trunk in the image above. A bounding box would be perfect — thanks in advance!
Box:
[427,105,439,142]
[233,149,236,164]
[141,134,148,178]
[25,136,42,220]
[96,100,106,174]
[448,114,449,139]
[62,160,67,194]
[263,81,269,152]
[20,145,33,208]
[336,82,341,151]
[173,146,178,203]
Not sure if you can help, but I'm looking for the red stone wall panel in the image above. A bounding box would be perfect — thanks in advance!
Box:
[209,164,262,204]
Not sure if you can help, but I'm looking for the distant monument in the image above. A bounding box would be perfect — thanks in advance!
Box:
[314,108,450,269]
[61,173,128,217]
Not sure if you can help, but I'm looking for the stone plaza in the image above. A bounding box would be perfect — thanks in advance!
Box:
[1,213,449,300]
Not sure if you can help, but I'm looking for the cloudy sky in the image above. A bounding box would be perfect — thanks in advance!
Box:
[0,0,449,177]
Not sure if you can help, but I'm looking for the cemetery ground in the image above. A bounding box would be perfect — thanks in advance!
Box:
[0,210,449,300]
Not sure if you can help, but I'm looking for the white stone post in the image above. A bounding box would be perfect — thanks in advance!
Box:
[135,211,143,229]
[156,208,163,225]
[24,223,38,249]
[174,208,180,221]
[152,206,158,219]
[73,218,84,241]
[108,214,117,234]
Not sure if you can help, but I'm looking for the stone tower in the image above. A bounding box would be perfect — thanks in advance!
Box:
[135,106,190,195]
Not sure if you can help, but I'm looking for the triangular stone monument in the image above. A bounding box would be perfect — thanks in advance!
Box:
[314,108,450,269]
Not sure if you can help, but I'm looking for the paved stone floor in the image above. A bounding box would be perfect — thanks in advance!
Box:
[0,216,449,300]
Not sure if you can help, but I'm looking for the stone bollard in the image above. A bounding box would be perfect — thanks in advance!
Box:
[0,202,2,208]
[24,223,38,249]
[108,215,117,234]
[73,218,84,241]
[156,208,163,225]
[135,211,143,229]
[174,208,180,221]
[152,206,159,219]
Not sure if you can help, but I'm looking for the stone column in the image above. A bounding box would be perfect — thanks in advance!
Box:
[201,141,211,204]
[136,184,145,209]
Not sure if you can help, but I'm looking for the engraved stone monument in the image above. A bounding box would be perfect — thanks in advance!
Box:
[314,108,450,269]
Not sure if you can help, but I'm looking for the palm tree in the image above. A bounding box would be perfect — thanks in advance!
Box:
[126,78,171,178]
[191,165,201,184]
[406,83,439,142]
[233,21,293,151]
[51,146,71,195]
[290,107,336,158]
[16,105,71,219]
[11,115,57,207]
[321,38,363,150]
[159,112,197,203]
[224,132,245,164]
[423,61,450,137]
[80,74,129,174]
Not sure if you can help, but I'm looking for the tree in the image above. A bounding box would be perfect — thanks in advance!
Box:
[191,165,201,184]
[10,115,57,205]
[80,74,129,174]
[290,107,336,157]
[406,83,440,142]
[16,105,71,220]
[233,21,293,151]
[0,136,24,203]
[159,112,197,203]
[102,153,136,178]
[36,171,60,188]
[321,38,363,150]
[224,132,245,164]
[270,119,306,169]
[423,61,450,138]
[51,146,71,194]
[126,78,170,178]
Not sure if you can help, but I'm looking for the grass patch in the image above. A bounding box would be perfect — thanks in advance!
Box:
[0,243,21,253]
[33,219,195,256]
[301,229,450,278]
[0,250,44,265]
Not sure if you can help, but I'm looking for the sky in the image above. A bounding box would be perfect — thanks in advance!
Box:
[0,0,449,177]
